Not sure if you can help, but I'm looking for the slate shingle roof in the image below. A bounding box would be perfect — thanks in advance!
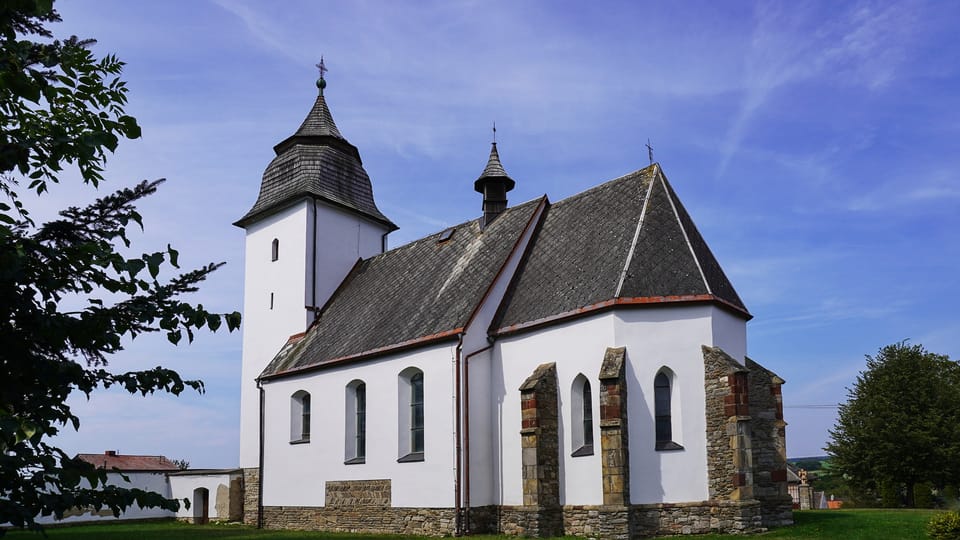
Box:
[492,164,748,333]
[234,92,396,229]
[257,161,747,379]
[259,198,544,379]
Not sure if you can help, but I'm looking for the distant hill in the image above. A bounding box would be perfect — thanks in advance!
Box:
[787,455,831,471]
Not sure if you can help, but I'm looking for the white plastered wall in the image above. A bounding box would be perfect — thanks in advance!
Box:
[613,304,747,504]
[461,199,545,508]
[32,472,173,525]
[168,472,241,521]
[491,313,616,506]
[489,304,748,507]
[239,202,310,468]
[260,342,457,508]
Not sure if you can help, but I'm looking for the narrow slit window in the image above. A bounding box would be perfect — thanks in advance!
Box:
[271,238,279,261]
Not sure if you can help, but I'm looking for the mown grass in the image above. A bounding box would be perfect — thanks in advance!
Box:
[654,509,941,540]
[3,510,944,539]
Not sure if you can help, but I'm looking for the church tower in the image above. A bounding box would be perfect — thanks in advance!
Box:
[233,63,397,468]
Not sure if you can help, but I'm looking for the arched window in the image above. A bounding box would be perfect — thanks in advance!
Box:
[571,374,594,457]
[345,380,366,464]
[271,238,279,261]
[398,368,425,462]
[654,370,683,450]
[290,390,310,443]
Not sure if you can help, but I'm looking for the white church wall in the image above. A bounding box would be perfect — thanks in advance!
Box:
[613,305,746,505]
[308,199,390,314]
[260,342,458,508]
[460,200,545,508]
[239,201,310,468]
[710,306,748,362]
[466,348,494,506]
[492,313,616,507]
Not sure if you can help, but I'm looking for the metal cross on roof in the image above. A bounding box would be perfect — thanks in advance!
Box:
[492,121,497,144]
[646,138,654,165]
[316,57,327,80]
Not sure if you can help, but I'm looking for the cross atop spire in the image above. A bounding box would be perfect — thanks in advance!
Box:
[315,56,328,94]
[492,121,497,144]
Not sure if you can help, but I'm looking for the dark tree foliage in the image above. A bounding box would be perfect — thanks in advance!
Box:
[0,0,240,532]
[826,342,960,507]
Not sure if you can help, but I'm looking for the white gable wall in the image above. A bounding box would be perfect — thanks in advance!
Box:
[260,341,457,508]
[307,199,391,313]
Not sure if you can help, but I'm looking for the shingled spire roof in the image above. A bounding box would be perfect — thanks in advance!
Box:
[234,70,396,230]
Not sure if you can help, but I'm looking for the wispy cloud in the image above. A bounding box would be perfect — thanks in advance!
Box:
[718,1,922,176]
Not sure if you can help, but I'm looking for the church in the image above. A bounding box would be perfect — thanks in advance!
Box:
[231,69,793,538]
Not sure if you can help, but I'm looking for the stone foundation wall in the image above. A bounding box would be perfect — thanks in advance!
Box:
[242,468,259,526]
[262,506,457,535]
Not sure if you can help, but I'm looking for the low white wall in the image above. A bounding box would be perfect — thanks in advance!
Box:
[32,471,174,525]
[168,472,241,521]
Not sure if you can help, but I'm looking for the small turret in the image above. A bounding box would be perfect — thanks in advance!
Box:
[474,139,515,229]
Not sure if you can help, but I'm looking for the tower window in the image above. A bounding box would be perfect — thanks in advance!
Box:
[271,238,279,261]
[269,292,274,310]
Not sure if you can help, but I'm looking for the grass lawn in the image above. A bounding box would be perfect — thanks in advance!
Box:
[653,509,942,540]
[3,510,944,539]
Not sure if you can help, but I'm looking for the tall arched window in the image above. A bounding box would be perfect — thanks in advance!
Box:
[654,370,683,450]
[571,374,594,456]
[290,390,310,443]
[345,380,366,463]
[398,368,425,462]
[271,238,279,261]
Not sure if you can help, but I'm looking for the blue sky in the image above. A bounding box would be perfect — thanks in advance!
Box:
[41,0,959,466]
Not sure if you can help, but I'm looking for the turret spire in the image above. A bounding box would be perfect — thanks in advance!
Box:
[474,129,515,229]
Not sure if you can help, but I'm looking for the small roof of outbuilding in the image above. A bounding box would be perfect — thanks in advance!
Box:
[76,451,180,472]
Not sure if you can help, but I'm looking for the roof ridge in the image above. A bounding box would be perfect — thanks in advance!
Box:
[369,198,544,259]
[659,170,712,295]
[614,172,657,297]
[550,163,658,208]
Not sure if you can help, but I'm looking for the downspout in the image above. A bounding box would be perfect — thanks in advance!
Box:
[311,200,318,317]
[463,343,493,534]
[453,333,464,536]
[256,378,265,529]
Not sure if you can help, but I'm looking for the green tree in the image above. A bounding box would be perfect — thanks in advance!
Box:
[826,342,960,507]
[0,0,239,532]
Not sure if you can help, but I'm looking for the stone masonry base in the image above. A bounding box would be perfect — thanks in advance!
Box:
[259,500,770,538]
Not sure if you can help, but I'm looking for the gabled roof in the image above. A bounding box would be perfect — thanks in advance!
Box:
[76,451,179,472]
[234,90,396,230]
[259,198,544,379]
[492,164,748,334]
